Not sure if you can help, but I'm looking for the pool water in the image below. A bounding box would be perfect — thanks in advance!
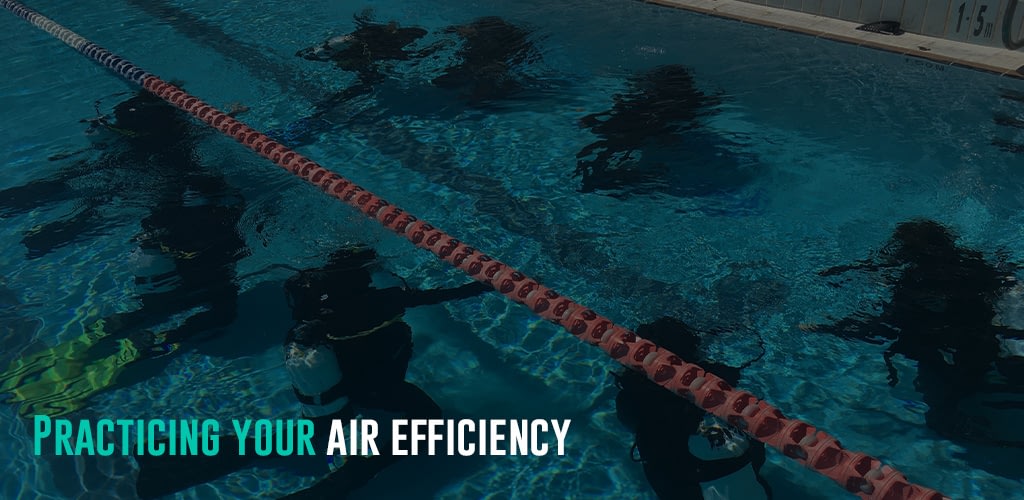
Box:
[2,0,1024,498]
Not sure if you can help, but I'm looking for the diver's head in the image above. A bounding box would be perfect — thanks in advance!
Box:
[635,316,701,360]
[614,317,707,433]
[324,244,377,271]
[886,219,958,262]
[107,91,192,143]
[100,90,196,148]
[296,34,357,62]
[285,245,378,320]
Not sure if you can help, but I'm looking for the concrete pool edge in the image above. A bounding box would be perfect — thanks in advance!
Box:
[643,0,1024,78]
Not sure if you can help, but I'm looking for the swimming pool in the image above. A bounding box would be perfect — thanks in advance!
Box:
[1,0,1023,498]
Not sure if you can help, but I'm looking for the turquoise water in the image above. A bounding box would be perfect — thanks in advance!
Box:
[1,0,1024,498]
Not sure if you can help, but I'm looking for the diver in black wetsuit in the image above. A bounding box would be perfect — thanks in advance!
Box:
[295,14,429,86]
[2,89,246,258]
[431,16,541,104]
[269,14,433,148]
[99,90,248,353]
[133,245,489,499]
[98,91,248,350]
[575,65,755,200]
[0,89,250,417]
[615,317,772,500]
[805,220,1024,461]
[1,90,188,258]
[275,14,542,148]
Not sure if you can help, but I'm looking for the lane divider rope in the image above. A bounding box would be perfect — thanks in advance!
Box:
[0,2,948,498]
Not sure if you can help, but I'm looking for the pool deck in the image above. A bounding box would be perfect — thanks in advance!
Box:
[645,0,1024,78]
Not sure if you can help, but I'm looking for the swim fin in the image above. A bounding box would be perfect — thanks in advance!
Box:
[0,319,140,417]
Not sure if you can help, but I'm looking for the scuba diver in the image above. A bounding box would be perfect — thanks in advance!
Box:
[803,220,1024,470]
[295,14,430,86]
[0,89,186,258]
[575,65,757,200]
[133,244,490,499]
[615,317,772,500]
[430,16,542,105]
[269,14,431,148]
[275,14,543,148]
[1,88,247,257]
[0,89,250,417]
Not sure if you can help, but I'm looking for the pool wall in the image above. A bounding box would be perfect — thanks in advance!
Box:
[734,0,1023,49]
[646,0,1024,76]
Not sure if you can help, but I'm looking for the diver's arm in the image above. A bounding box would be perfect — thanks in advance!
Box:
[389,280,491,309]
[818,260,880,277]
[819,253,907,277]
[579,111,611,129]
[799,313,896,346]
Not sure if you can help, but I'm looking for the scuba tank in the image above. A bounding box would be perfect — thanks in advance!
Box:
[284,321,349,418]
[687,414,769,500]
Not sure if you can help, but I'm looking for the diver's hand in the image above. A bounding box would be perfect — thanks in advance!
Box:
[403,280,492,308]
[225,102,249,117]
[454,280,491,298]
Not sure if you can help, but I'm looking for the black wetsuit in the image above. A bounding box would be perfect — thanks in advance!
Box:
[3,90,198,257]
[810,219,1024,451]
[276,16,540,149]
[279,247,487,498]
[272,19,430,149]
[615,317,772,499]
[0,90,248,418]
[295,15,429,85]
[134,246,487,499]
[574,65,758,200]
[73,91,247,357]
[431,16,540,104]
